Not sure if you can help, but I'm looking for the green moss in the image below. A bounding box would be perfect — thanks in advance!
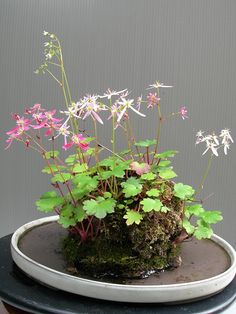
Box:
[63,233,172,278]
[63,209,182,279]
[62,181,184,280]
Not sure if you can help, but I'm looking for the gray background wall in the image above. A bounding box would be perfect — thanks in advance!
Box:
[0,0,235,246]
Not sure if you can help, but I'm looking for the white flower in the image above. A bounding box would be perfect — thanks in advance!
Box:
[195,130,204,144]
[224,142,230,155]
[212,132,219,145]
[54,125,70,146]
[147,81,173,90]
[117,98,146,122]
[196,130,204,137]
[200,134,218,146]
[202,141,219,157]
[107,103,119,120]
[60,103,80,125]
[77,94,106,125]
[219,129,233,155]
[219,129,234,145]
[45,53,52,60]
[196,129,233,156]
[99,88,127,100]
[119,89,130,98]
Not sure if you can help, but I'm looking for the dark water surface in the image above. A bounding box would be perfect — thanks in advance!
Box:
[19,222,231,285]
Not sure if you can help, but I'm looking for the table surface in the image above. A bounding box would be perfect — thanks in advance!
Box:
[0,234,236,314]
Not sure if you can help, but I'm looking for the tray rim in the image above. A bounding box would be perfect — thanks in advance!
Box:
[11,215,236,303]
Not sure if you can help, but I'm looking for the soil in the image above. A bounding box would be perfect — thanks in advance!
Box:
[18,221,231,285]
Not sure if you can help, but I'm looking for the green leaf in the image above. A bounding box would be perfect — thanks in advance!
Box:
[123,210,143,225]
[43,150,60,159]
[95,198,116,219]
[134,139,157,147]
[141,172,156,181]
[111,165,126,178]
[58,204,76,228]
[42,164,66,174]
[111,159,130,170]
[99,158,129,178]
[36,191,64,213]
[121,177,142,198]
[198,211,223,224]
[72,175,98,191]
[185,204,204,219]
[124,199,134,205]
[100,170,113,180]
[103,192,112,198]
[194,220,213,239]
[83,199,97,216]
[119,149,131,156]
[99,158,115,167]
[83,197,116,219]
[84,147,95,156]
[160,206,170,213]
[155,150,178,158]
[58,215,76,228]
[117,204,125,209]
[51,173,72,183]
[69,188,88,200]
[159,168,177,180]
[59,203,86,227]
[72,163,88,173]
[158,160,171,167]
[83,136,95,143]
[140,198,163,212]
[65,154,77,165]
[74,205,86,222]
[183,218,195,234]
[146,189,160,197]
[40,190,57,198]
[174,183,195,200]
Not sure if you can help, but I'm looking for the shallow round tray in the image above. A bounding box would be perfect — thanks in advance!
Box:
[11,216,236,303]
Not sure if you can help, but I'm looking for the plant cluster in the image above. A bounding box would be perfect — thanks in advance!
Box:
[6,31,233,249]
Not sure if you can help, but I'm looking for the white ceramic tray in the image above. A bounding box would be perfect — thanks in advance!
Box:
[11,216,236,303]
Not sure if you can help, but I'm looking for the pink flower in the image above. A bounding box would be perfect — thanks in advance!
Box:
[31,120,48,129]
[62,134,89,151]
[5,127,24,149]
[5,114,32,149]
[25,139,30,148]
[130,161,151,175]
[136,95,142,111]
[44,121,62,137]
[16,116,31,129]
[9,115,31,130]
[44,109,62,123]
[147,93,160,108]
[31,109,62,132]
[180,106,188,120]
[32,112,46,124]
[11,113,20,120]
[25,104,44,114]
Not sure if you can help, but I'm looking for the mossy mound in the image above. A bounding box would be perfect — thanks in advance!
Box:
[63,194,183,279]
